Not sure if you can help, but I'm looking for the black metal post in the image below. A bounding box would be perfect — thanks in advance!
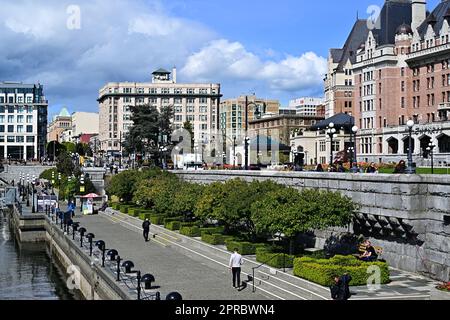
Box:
[137,271,141,300]
[329,133,334,166]
[431,148,434,174]
[31,187,36,213]
[406,126,416,174]
[89,240,93,256]
[102,248,106,267]
[116,256,122,281]
[80,234,84,248]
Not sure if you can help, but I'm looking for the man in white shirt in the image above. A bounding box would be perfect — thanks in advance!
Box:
[229,248,243,289]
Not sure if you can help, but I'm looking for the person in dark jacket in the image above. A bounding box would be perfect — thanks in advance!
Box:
[330,274,352,300]
[340,273,352,300]
[142,219,151,242]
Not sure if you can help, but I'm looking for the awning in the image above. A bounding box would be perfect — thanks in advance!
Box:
[310,113,355,132]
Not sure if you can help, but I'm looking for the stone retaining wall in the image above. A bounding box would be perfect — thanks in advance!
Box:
[173,171,450,282]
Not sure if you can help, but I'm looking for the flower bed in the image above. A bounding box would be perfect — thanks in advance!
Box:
[436,282,450,292]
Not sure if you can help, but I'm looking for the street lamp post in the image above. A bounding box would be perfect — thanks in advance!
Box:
[427,142,437,174]
[31,178,36,213]
[406,120,416,174]
[244,137,250,170]
[351,126,359,171]
[347,147,355,167]
[326,123,337,166]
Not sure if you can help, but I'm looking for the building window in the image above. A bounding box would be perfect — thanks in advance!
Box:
[17,125,23,133]
[27,136,35,143]
[8,125,14,133]
[7,115,14,123]
[26,125,33,133]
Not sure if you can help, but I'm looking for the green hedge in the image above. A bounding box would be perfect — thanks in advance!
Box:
[180,222,195,228]
[163,217,184,225]
[200,226,225,237]
[293,255,390,286]
[180,226,201,237]
[256,248,295,269]
[128,208,141,217]
[202,233,234,245]
[165,221,181,231]
[111,203,121,210]
[225,241,268,256]
[119,205,131,214]
[150,215,164,225]
[139,213,152,220]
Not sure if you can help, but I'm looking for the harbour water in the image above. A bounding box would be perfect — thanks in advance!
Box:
[0,211,80,300]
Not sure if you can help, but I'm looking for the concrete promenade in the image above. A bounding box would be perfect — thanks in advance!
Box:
[71,209,446,300]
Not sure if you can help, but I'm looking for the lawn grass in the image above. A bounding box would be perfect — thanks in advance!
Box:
[378,168,450,175]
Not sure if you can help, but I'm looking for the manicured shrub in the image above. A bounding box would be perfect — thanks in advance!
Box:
[119,205,131,214]
[293,255,390,286]
[165,221,181,231]
[202,234,234,245]
[225,241,268,256]
[139,213,152,220]
[256,248,295,269]
[111,203,121,210]
[200,226,225,237]
[163,216,184,225]
[128,208,141,217]
[180,226,201,237]
[150,215,164,225]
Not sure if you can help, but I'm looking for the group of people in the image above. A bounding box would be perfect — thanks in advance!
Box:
[314,162,378,173]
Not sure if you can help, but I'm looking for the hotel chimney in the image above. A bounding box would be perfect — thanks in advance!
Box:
[412,0,426,31]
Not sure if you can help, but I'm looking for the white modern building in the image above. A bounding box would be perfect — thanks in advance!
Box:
[289,97,325,117]
[0,82,48,160]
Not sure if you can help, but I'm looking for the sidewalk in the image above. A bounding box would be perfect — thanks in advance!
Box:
[73,209,446,300]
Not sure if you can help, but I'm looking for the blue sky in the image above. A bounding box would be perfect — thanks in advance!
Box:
[0,0,441,118]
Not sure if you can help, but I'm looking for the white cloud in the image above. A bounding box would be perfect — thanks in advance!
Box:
[181,39,327,94]
[0,0,326,114]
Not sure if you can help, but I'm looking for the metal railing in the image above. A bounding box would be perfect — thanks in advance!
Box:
[251,252,288,293]
[45,208,165,300]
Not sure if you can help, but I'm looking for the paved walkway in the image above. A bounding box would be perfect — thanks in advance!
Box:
[70,209,447,300]
[72,213,269,300]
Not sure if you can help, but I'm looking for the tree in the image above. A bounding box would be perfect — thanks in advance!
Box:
[172,182,204,220]
[133,172,180,215]
[76,143,92,157]
[106,170,144,203]
[46,141,66,161]
[123,104,174,166]
[194,179,282,237]
[62,142,76,154]
[251,188,356,254]
[56,151,75,176]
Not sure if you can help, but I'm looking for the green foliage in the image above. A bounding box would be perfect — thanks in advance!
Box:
[225,241,268,256]
[56,152,75,176]
[133,173,180,215]
[163,216,183,225]
[120,205,131,214]
[128,208,141,217]
[165,221,181,231]
[200,226,225,236]
[172,182,204,217]
[252,188,356,239]
[256,248,295,268]
[180,226,201,237]
[139,213,152,220]
[62,142,76,154]
[39,168,57,180]
[201,234,234,245]
[293,255,390,286]
[46,141,66,161]
[112,203,121,210]
[106,169,162,203]
[195,179,283,236]
[150,215,164,225]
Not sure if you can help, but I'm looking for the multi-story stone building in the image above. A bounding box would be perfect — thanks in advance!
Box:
[47,107,72,143]
[219,95,280,141]
[288,97,324,117]
[98,68,221,154]
[324,20,370,118]
[353,0,450,165]
[0,82,48,160]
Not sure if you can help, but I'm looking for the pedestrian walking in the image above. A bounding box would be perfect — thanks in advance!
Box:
[229,248,243,289]
[68,200,76,218]
[142,218,151,242]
